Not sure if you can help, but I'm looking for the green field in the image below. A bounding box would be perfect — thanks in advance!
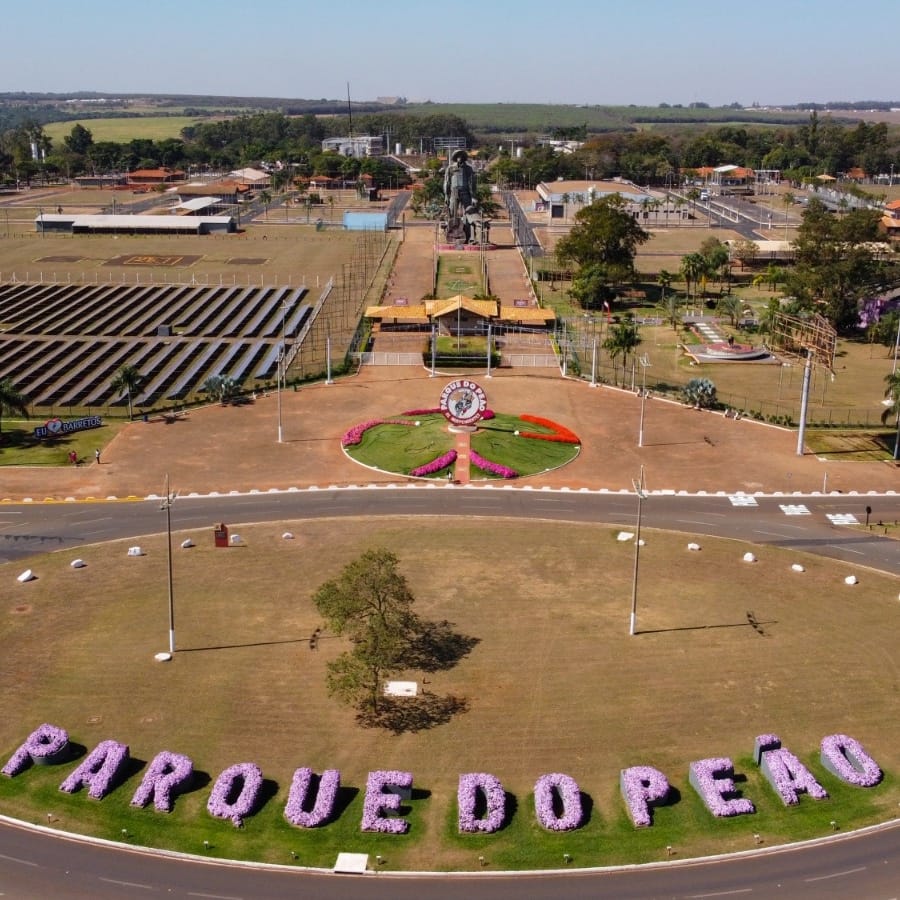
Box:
[43,116,211,145]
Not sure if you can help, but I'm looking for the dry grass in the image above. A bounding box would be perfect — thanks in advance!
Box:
[2,517,898,865]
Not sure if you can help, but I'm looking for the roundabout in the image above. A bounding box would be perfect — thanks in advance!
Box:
[1,372,899,897]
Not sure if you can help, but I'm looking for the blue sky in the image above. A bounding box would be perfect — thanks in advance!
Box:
[3,0,897,106]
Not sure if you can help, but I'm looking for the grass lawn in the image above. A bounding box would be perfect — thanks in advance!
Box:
[343,412,579,479]
[1,518,897,870]
[0,420,124,467]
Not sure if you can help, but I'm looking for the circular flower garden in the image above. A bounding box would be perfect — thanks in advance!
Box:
[341,408,581,480]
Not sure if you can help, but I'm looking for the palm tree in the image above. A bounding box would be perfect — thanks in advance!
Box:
[657,269,674,303]
[782,191,795,238]
[0,377,29,438]
[716,294,742,327]
[680,253,706,306]
[603,320,642,386]
[882,370,900,460]
[259,189,272,220]
[110,365,144,421]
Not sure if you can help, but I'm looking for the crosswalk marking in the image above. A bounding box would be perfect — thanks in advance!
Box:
[728,494,758,507]
[826,513,859,526]
[780,504,811,516]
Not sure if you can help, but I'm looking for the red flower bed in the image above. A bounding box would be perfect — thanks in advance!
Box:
[518,414,580,444]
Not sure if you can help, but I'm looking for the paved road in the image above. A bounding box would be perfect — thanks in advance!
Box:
[2,488,899,574]
[1,814,897,899]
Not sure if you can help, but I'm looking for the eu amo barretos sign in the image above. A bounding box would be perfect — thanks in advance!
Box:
[33,416,103,440]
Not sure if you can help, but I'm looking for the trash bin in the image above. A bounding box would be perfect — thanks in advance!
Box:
[214,523,229,548]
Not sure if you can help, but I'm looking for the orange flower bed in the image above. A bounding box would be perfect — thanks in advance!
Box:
[518,415,580,444]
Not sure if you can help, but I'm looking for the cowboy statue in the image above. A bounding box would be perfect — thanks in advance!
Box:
[443,149,479,244]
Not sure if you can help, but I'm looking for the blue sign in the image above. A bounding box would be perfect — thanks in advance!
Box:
[33,416,103,439]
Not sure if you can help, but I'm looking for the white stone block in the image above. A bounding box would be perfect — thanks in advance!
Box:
[791,563,805,572]
[282,531,294,540]
[127,546,143,557]
[844,575,858,585]
[181,538,195,549]
[687,542,701,551]
[17,569,35,583]
[743,552,757,563]
[70,559,86,569]
[230,534,241,545]
[617,531,634,542]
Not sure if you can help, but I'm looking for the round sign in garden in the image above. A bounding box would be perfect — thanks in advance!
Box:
[341,381,581,480]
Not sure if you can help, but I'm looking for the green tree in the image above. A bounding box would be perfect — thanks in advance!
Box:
[554,195,650,276]
[882,370,900,460]
[716,294,742,326]
[881,369,900,459]
[785,198,884,331]
[603,319,642,385]
[679,252,706,303]
[110,365,145,421]
[699,237,730,291]
[570,262,616,311]
[63,123,94,156]
[258,189,272,219]
[731,238,759,270]
[871,310,900,356]
[0,377,29,438]
[313,548,416,714]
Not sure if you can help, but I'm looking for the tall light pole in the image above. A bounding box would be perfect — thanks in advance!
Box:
[638,355,652,447]
[629,466,648,637]
[160,474,176,655]
[891,313,900,377]
[277,300,292,443]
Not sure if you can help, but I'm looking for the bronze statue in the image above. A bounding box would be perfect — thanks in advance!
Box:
[444,149,479,243]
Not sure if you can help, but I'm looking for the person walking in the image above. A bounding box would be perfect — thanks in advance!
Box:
[94,448,101,465]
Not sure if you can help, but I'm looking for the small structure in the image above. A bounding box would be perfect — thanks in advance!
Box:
[36,213,236,235]
[127,167,185,186]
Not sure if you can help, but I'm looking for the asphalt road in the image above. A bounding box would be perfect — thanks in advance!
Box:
[2,487,899,574]
[1,814,897,899]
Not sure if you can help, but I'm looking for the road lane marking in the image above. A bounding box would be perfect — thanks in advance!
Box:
[804,865,866,882]
[688,889,752,898]
[0,852,38,866]
[99,878,154,889]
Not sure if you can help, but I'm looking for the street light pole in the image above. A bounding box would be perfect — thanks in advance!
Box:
[638,355,651,447]
[892,313,900,377]
[630,466,647,637]
[277,300,291,442]
[161,474,176,655]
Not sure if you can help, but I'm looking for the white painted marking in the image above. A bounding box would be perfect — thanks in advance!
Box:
[826,513,859,525]
[780,504,811,516]
[728,494,758,507]
[826,544,865,556]
[0,852,38,866]
[804,865,866,882]
[99,878,154,890]
[188,893,245,900]
[688,889,752,898]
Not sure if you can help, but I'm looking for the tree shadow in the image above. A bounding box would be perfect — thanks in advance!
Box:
[358,691,469,734]
[401,616,480,673]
